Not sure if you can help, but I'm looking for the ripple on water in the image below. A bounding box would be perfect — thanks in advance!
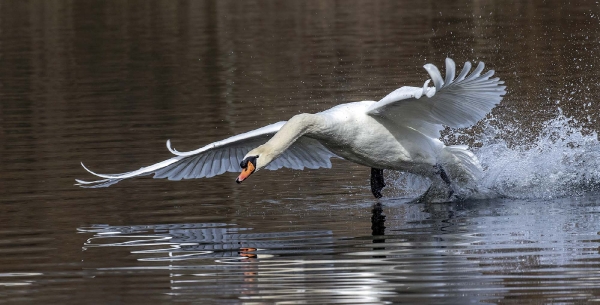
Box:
[68,195,600,304]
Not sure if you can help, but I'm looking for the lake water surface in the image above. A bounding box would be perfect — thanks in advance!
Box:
[1,1,600,304]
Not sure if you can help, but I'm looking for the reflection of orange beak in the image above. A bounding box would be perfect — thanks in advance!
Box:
[236,161,255,184]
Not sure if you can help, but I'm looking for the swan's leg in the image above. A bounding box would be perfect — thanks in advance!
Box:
[370,168,386,198]
[434,164,454,199]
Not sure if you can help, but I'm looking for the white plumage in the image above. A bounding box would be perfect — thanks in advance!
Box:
[77,58,506,200]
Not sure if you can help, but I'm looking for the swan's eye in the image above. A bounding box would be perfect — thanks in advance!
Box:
[240,156,258,169]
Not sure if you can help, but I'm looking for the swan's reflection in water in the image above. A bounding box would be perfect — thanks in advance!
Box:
[77,197,600,304]
[77,204,486,304]
[80,222,400,303]
[80,223,334,260]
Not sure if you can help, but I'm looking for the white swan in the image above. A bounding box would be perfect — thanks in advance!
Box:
[77,58,506,201]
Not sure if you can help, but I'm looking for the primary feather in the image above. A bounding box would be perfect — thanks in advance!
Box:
[77,121,338,187]
[367,58,505,138]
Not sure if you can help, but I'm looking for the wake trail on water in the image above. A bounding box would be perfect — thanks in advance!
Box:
[390,109,600,200]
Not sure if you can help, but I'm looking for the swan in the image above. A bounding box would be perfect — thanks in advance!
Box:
[77,58,506,201]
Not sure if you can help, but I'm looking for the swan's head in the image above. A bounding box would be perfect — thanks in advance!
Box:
[235,146,272,184]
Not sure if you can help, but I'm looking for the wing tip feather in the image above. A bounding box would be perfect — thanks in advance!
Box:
[167,139,188,156]
[423,63,444,91]
[81,162,106,178]
[444,58,456,85]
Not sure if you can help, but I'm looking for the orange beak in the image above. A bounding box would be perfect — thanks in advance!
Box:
[236,161,255,184]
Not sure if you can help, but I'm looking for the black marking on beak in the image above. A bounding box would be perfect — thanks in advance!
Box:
[236,156,258,184]
[240,156,258,169]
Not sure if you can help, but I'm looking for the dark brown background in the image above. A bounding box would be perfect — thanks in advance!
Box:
[0,1,599,303]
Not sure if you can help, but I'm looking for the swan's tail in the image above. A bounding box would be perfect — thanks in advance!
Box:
[439,145,483,196]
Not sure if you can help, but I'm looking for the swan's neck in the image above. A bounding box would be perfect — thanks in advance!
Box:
[261,113,324,162]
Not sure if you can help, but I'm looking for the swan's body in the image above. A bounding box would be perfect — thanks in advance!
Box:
[78,58,506,201]
[285,103,443,177]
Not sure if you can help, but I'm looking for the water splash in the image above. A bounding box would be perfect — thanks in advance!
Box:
[389,110,600,200]
[474,110,600,199]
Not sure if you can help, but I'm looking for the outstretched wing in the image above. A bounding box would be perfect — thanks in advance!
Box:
[366,58,506,138]
[76,121,338,188]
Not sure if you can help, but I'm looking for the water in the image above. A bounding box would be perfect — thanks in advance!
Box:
[1,0,600,303]
[476,113,600,199]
